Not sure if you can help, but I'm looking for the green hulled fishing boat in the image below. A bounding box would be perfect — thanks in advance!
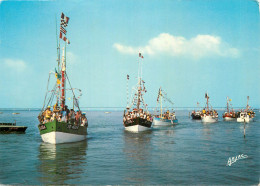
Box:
[38,12,88,144]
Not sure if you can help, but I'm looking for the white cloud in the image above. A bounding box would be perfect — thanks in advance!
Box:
[3,58,27,72]
[66,51,77,65]
[113,33,239,59]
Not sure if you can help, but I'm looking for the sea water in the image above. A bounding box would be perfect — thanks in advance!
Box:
[0,110,259,185]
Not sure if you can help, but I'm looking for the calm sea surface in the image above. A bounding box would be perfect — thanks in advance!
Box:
[0,110,259,185]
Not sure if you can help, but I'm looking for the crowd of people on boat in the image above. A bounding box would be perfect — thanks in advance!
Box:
[202,109,218,117]
[123,108,152,123]
[38,104,88,127]
[154,110,176,120]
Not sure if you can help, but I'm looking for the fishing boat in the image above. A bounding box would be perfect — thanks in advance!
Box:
[191,102,202,120]
[236,111,250,123]
[123,53,152,132]
[153,87,178,126]
[0,122,27,133]
[37,13,88,144]
[237,96,255,122]
[222,97,236,121]
[201,92,218,123]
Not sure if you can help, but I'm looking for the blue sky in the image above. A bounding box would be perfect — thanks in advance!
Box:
[0,0,259,109]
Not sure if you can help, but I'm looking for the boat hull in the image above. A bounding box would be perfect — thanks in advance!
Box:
[124,117,152,132]
[223,117,236,121]
[191,115,201,120]
[0,126,27,133]
[38,120,87,144]
[41,131,86,144]
[201,115,218,123]
[237,116,250,123]
[191,113,201,120]
[125,125,150,132]
[153,117,178,126]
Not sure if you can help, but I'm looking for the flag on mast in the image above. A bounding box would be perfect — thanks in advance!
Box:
[60,26,67,35]
[59,12,70,44]
[61,12,69,27]
[55,68,61,84]
[59,32,70,44]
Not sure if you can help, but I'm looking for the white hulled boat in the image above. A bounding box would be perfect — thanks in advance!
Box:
[153,87,178,126]
[201,92,218,123]
[237,96,255,122]
[123,53,152,132]
[222,97,236,121]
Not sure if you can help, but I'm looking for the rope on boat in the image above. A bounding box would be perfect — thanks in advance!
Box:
[41,72,52,113]
[65,73,81,112]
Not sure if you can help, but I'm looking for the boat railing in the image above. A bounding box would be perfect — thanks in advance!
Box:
[0,123,16,126]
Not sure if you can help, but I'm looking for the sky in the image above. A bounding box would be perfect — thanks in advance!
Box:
[0,0,259,109]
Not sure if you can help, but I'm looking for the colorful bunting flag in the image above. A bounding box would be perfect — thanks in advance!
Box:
[139,53,144,58]
[59,32,70,44]
[55,69,61,84]
[61,12,69,27]
[60,26,67,35]
[59,12,70,44]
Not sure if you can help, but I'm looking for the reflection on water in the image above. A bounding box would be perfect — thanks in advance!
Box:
[123,130,152,183]
[153,125,176,137]
[38,141,88,185]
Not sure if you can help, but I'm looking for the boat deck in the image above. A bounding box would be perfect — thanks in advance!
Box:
[0,123,27,133]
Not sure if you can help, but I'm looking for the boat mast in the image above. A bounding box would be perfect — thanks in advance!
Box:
[206,92,209,112]
[61,47,66,109]
[56,16,61,106]
[59,12,70,110]
[160,88,162,118]
[227,96,229,113]
[137,53,142,110]
[246,96,249,112]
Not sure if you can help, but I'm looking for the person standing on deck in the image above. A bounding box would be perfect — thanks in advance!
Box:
[44,106,52,122]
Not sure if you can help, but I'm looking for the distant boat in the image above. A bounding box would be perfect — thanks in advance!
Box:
[236,111,250,123]
[37,12,88,144]
[12,113,20,115]
[222,97,236,121]
[153,87,178,126]
[123,53,152,132]
[237,96,255,122]
[201,92,218,123]
[104,112,111,114]
[191,111,202,120]
[0,122,27,133]
[191,102,202,120]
